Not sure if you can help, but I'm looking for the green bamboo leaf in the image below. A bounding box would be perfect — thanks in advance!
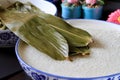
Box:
[37,13,93,47]
[0,2,93,60]
[2,1,93,47]
[69,46,90,56]
[0,11,68,60]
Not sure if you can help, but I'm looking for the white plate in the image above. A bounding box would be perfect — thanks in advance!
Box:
[29,0,57,15]
[0,0,57,15]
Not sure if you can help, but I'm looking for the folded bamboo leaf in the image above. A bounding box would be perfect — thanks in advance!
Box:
[69,46,90,56]
[2,1,93,47]
[24,17,68,59]
[37,13,93,47]
[0,2,93,60]
[49,24,92,47]
[0,11,68,60]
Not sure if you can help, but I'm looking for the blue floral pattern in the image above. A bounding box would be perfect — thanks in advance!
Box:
[19,62,62,80]
[0,30,18,47]
[107,76,120,80]
[31,72,46,80]
[0,32,11,40]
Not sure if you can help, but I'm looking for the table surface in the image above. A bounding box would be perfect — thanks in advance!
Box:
[0,47,32,80]
[0,1,119,80]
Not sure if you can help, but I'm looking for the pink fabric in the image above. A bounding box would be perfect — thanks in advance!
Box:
[67,0,78,3]
[107,9,120,24]
[85,0,96,5]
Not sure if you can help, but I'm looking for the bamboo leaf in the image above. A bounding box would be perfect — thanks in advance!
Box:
[0,10,68,60]
[1,1,93,47]
[37,13,93,47]
[69,46,90,56]
[0,2,93,60]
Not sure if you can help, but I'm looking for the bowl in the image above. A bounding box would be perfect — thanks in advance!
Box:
[15,19,120,80]
[0,0,57,47]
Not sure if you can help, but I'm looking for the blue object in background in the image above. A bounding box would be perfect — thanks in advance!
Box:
[82,6,103,19]
[46,0,61,7]
[61,4,81,19]
[47,0,53,2]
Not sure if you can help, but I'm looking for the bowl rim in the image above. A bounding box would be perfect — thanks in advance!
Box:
[15,19,120,79]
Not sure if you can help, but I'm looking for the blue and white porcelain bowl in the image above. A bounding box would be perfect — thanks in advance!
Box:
[15,38,120,80]
[15,19,120,80]
[0,0,57,47]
